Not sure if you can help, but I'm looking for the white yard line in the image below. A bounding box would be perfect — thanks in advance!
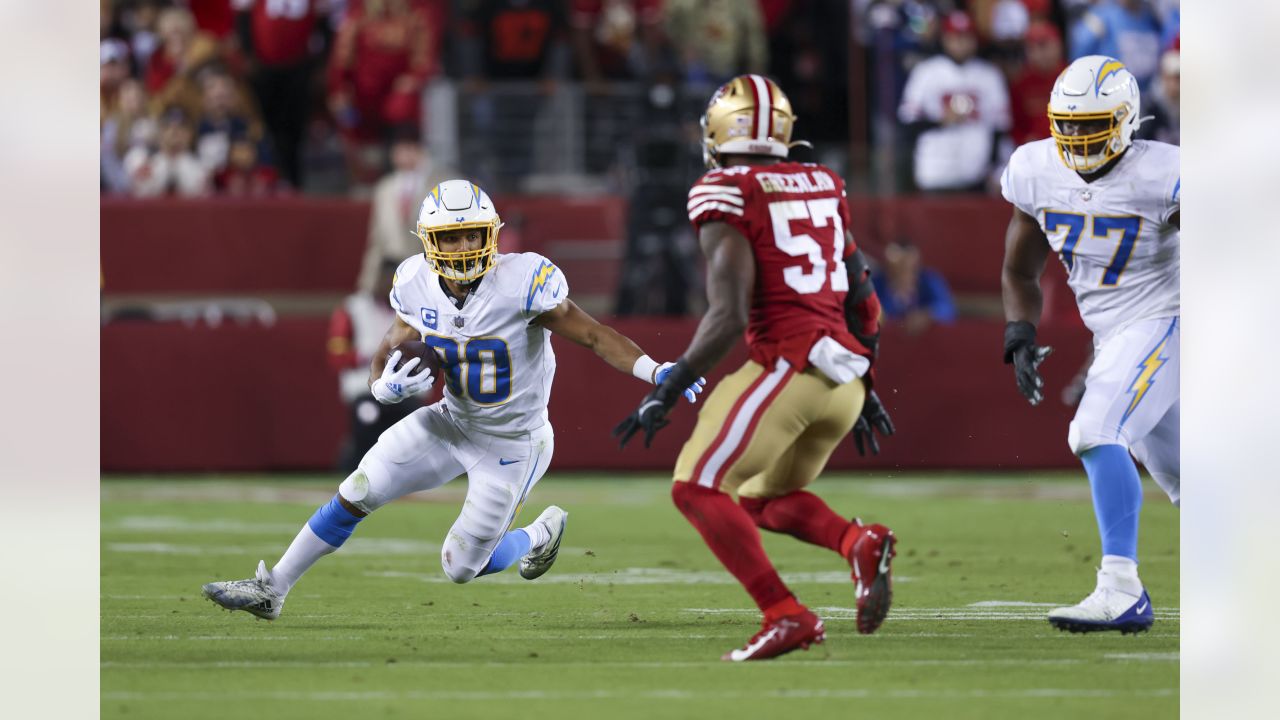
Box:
[686,606,1180,621]
[101,687,1177,702]
[362,568,913,585]
[1105,652,1179,661]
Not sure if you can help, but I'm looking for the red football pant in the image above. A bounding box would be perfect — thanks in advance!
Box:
[671,482,803,620]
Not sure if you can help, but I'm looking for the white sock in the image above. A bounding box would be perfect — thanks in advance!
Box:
[270,524,338,597]
[1098,555,1142,596]
[522,518,552,553]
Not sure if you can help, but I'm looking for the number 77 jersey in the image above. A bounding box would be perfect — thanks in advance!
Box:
[687,162,869,368]
[1001,138,1180,339]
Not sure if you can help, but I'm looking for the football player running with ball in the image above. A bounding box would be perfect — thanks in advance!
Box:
[203,180,704,620]
[1000,56,1179,634]
[615,75,897,661]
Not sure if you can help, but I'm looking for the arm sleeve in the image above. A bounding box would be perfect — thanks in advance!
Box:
[687,171,751,238]
[521,255,569,319]
[389,258,418,326]
[999,146,1036,217]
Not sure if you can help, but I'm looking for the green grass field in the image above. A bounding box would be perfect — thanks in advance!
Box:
[102,473,1178,719]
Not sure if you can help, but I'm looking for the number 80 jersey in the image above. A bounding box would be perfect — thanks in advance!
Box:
[1002,138,1180,340]
[688,162,867,368]
[389,252,568,437]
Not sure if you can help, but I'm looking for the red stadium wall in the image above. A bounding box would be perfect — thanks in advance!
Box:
[101,197,1090,473]
[100,318,1091,472]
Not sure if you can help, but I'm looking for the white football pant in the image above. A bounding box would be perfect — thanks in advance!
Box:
[1068,316,1180,505]
[338,401,554,582]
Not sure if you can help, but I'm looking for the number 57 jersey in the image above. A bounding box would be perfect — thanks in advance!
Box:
[1002,138,1180,340]
[389,252,568,437]
[688,162,868,368]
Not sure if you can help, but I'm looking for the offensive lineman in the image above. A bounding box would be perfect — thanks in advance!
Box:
[615,75,898,661]
[203,180,704,619]
[1000,56,1179,633]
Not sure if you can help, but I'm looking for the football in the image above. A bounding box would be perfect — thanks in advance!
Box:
[388,339,442,381]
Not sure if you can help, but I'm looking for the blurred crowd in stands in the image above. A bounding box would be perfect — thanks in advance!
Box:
[100,1,1179,199]
[101,1,1179,324]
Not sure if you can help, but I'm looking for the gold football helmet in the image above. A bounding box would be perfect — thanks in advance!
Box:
[700,74,810,169]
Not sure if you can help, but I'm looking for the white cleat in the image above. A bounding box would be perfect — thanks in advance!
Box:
[201,560,284,620]
[519,506,568,580]
[1047,585,1154,635]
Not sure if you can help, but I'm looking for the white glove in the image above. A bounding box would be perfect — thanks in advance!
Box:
[370,350,435,404]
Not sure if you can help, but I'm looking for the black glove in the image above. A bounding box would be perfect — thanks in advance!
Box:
[852,389,895,456]
[1003,320,1054,406]
[613,359,699,449]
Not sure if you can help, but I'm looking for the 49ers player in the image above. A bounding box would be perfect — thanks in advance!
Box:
[615,75,899,661]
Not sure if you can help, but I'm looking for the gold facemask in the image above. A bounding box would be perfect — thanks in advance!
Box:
[1048,104,1130,173]
[416,220,500,283]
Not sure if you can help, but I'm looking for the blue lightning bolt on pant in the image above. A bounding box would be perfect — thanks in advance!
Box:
[1068,317,1181,559]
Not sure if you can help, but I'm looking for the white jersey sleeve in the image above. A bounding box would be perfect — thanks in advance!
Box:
[1000,143,1039,217]
[389,254,430,330]
[516,253,569,320]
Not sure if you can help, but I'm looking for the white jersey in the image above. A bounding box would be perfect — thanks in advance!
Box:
[1001,138,1180,339]
[899,55,1010,190]
[389,252,568,436]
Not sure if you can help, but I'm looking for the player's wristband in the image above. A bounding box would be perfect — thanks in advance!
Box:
[632,355,660,384]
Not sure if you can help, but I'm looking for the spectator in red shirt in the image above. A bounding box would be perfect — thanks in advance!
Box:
[234,0,330,188]
[1008,20,1065,147]
[327,0,436,189]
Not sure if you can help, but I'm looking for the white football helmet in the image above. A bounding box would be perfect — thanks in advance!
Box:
[414,179,503,282]
[1048,55,1141,174]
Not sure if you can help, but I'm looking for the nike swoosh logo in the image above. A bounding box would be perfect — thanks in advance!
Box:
[1135,601,1148,614]
[729,627,779,661]
[498,458,520,466]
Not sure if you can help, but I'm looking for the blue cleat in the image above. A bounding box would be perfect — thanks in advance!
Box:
[1048,586,1154,635]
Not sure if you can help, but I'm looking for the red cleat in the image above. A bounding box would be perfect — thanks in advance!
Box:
[848,523,897,634]
[721,610,826,662]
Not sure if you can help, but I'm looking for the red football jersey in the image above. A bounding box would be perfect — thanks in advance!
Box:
[687,161,871,369]
[250,0,320,67]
